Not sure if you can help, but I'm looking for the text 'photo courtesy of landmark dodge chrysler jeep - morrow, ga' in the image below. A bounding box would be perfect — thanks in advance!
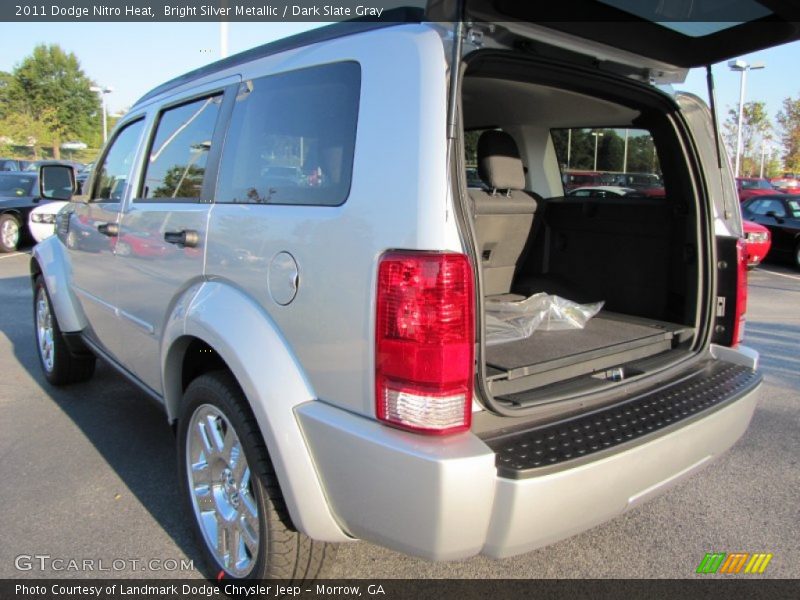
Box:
[29,1,799,581]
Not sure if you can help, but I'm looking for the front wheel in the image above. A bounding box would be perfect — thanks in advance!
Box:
[0,214,20,252]
[33,275,96,385]
[794,241,800,271]
[177,372,337,580]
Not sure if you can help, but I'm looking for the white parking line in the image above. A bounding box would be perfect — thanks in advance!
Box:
[757,268,800,282]
[0,252,28,260]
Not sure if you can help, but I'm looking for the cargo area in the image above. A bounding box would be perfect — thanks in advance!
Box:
[461,58,703,412]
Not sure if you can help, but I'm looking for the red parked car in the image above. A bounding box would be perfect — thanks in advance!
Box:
[736,177,775,202]
[769,174,800,194]
[742,220,771,269]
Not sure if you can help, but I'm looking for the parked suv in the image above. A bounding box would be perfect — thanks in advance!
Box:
[31,5,793,579]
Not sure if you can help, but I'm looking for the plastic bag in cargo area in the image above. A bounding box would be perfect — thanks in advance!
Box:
[485,293,604,346]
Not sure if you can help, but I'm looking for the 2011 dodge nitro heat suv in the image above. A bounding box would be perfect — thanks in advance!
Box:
[31,1,798,580]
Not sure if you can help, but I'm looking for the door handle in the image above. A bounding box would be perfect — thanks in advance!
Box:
[97,222,119,237]
[164,229,200,248]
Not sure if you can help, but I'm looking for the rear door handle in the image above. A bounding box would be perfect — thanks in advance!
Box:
[164,229,200,248]
[97,222,119,237]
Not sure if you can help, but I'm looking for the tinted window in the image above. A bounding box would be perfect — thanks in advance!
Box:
[0,173,35,196]
[747,199,786,217]
[551,128,663,194]
[92,120,145,202]
[216,62,360,206]
[140,95,222,202]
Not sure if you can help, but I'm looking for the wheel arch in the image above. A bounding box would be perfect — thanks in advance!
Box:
[30,236,88,332]
[161,281,351,544]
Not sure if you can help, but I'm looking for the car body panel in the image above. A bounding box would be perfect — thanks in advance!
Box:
[742,195,800,263]
[742,220,771,267]
[30,234,89,333]
[28,200,68,243]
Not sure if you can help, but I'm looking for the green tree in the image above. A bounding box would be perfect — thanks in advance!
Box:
[776,95,800,173]
[722,101,772,176]
[9,44,100,158]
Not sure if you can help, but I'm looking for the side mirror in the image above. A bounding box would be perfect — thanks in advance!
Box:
[39,165,75,201]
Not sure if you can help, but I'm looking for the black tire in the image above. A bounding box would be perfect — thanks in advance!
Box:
[33,275,96,385]
[794,241,800,271]
[0,213,21,253]
[177,371,337,580]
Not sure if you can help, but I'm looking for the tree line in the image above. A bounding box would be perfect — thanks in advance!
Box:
[0,44,101,159]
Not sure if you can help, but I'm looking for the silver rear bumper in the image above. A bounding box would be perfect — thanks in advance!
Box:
[296,358,760,560]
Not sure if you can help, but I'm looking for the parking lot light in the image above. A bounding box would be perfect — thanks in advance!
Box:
[90,85,114,145]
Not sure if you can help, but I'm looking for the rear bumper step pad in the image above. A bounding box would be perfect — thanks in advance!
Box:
[486,361,761,478]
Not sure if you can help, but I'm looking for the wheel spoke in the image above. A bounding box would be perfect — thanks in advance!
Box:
[195,418,214,455]
[239,515,259,555]
[216,515,229,564]
[193,483,214,511]
[208,414,226,454]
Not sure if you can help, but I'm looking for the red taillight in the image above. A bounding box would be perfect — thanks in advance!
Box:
[732,238,748,346]
[375,251,474,435]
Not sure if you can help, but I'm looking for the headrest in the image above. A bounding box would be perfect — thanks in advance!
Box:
[477,130,526,191]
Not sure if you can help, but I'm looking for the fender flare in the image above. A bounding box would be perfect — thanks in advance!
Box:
[161,281,351,543]
[30,236,88,333]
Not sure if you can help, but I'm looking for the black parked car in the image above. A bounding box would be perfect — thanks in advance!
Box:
[741,195,800,270]
[0,167,74,252]
[0,158,32,172]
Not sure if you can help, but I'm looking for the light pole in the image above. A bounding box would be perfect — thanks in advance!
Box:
[90,85,114,144]
[759,140,772,179]
[591,132,604,171]
[622,129,629,173]
[728,59,765,177]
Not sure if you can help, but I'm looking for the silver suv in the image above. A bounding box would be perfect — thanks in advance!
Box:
[31,4,794,579]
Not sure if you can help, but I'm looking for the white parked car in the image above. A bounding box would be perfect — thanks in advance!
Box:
[28,201,68,243]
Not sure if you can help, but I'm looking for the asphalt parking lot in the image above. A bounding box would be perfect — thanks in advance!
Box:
[0,249,798,579]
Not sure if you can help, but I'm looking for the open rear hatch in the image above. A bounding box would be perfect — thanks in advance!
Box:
[429,0,800,81]
[442,0,796,421]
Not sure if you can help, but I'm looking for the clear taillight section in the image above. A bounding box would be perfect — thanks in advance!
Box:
[375,251,474,435]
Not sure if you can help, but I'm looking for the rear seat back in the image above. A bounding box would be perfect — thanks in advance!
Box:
[469,130,538,296]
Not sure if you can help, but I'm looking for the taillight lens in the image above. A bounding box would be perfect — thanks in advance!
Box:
[375,251,474,435]
[732,238,748,346]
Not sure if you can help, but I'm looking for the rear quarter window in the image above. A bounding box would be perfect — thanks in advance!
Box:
[215,62,360,206]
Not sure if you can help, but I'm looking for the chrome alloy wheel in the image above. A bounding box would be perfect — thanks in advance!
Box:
[186,404,260,577]
[1,218,19,250]
[35,287,55,373]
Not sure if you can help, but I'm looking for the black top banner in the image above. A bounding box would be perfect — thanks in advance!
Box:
[4,0,800,22]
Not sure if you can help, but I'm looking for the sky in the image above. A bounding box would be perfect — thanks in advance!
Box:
[1,21,799,147]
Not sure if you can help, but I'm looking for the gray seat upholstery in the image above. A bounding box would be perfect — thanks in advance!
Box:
[469,131,538,296]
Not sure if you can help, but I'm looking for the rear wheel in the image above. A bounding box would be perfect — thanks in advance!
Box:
[33,275,96,385]
[0,214,20,252]
[177,372,337,579]
[794,241,800,271]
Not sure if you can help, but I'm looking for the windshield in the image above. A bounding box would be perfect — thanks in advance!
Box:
[0,173,36,197]
[740,179,773,190]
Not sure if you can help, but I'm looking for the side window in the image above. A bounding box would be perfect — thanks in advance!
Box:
[551,128,663,196]
[91,119,145,202]
[216,62,360,206]
[763,200,787,217]
[139,95,222,202]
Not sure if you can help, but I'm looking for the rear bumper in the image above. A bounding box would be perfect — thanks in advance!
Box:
[296,358,761,560]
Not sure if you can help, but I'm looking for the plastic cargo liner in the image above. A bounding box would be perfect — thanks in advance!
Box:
[485,293,604,346]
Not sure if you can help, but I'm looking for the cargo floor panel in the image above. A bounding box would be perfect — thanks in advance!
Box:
[485,313,691,397]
